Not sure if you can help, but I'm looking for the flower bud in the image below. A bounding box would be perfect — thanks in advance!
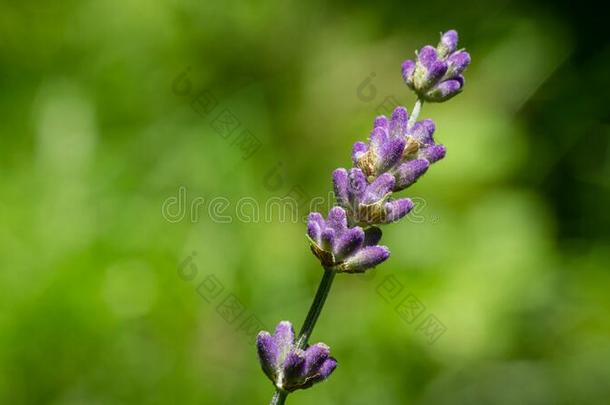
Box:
[422,77,463,102]
[384,198,414,223]
[412,46,448,93]
[446,51,471,77]
[340,246,390,273]
[437,30,458,58]
[394,159,430,191]
[401,59,416,88]
[418,144,446,162]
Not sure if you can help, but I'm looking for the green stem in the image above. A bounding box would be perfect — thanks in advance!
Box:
[407,98,423,131]
[270,390,287,405]
[296,268,336,349]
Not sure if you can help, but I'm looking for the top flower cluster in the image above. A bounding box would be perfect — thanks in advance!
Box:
[307,30,471,274]
[402,30,471,102]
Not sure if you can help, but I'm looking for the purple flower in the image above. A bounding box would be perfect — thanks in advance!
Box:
[345,106,445,196]
[352,107,408,179]
[333,168,413,225]
[446,52,470,77]
[425,76,464,102]
[402,29,471,102]
[437,30,458,58]
[397,118,446,188]
[257,321,337,392]
[401,59,416,88]
[307,207,390,272]
[412,46,449,93]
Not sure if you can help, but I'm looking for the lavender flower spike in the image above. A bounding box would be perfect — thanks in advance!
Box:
[257,321,337,393]
[402,29,471,102]
[258,29,471,404]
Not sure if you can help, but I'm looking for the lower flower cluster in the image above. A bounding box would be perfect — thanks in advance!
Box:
[257,321,337,392]
[307,207,389,273]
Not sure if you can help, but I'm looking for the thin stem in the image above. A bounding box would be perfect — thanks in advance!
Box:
[296,268,336,349]
[407,98,423,131]
[270,390,287,405]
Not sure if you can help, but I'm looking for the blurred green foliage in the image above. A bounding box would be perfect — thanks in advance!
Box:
[1,0,609,404]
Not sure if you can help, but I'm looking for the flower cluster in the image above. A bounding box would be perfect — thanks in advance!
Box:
[333,106,446,227]
[402,30,471,102]
[257,321,337,392]
[256,29,470,401]
[307,207,389,273]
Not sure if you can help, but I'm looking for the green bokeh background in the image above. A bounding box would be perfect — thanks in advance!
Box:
[1,0,609,404]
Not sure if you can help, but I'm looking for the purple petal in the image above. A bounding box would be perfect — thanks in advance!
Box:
[389,106,408,137]
[332,168,349,207]
[321,228,336,251]
[454,74,465,87]
[326,207,347,233]
[427,60,449,86]
[447,51,471,75]
[352,141,368,165]
[373,115,388,129]
[318,357,337,379]
[384,198,414,223]
[274,321,295,352]
[304,343,330,375]
[378,137,406,173]
[409,119,436,145]
[438,30,458,57]
[363,173,395,204]
[307,220,322,244]
[418,46,439,69]
[333,227,365,260]
[419,144,446,163]
[402,59,416,86]
[307,213,325,232]
[414,51,448,92]
[306,357,338,387]
[363,226,382,246]
[257,331,279,380]
[369,126,388,151]
[301,357,337,389]
[347,168,367,204]
[394,159,430,191]
[283,349,306,381]
[343,246,390,273]
[424,79,462,102]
